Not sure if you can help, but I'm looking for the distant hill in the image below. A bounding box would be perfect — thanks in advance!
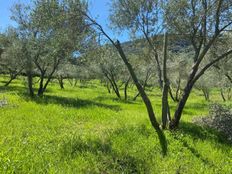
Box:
[120,34,191,55]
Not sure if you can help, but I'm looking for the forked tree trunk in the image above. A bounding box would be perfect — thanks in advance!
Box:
[103,72,121,99]
[111,75,121,99]
[37,59,60,96]
[37,72,45,96]
[170,47,232,129]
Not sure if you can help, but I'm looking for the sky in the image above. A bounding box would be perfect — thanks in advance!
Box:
[0,0,129,42]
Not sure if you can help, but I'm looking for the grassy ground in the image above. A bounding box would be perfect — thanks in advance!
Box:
[0,76,231,174]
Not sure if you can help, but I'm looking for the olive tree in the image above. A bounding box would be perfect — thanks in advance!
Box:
[165,0,232,128]
[11,0,92,96]
[0,28,25,86]
[83,12,167,155]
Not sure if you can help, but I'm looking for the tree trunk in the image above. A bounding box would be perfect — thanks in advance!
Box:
[4,75,16,87]
[114,40,167,155]
[175,78,181,102]
[27,70,34,97]
[106,82,111,94]
[228,88,231,100]
[133,68,151,101]
[42,75,54,94]
[104,72,121,99]
[143,32,163,89]
[37,60,59,96]
[202,88,210,101]
[133,92,140,101]
[170,83,193,129]
[5,68,23,87]
[220,88,226,102]
[58,76,64,89]
[161,33,170,129]
[110,73,121,99]
[225,74,232,84]
[37,72,45,96]
[85,16,167,154]
[162,84,170,128]
[109,78,121,98]
[124,77,131,101]
[37,87,44,96]
[169,86,177,102]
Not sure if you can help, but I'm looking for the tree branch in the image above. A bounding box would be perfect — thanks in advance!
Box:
[192,49,232,84]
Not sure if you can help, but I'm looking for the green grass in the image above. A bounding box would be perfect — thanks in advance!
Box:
[0,76,231,174]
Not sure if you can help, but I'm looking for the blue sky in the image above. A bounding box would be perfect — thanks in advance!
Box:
[0,0,129,42]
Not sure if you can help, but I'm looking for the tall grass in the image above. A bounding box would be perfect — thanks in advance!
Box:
[0,76,231,173]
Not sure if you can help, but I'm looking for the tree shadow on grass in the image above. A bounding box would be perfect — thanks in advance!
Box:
[173,135,217,170]
[178,122,231,147]
[25,95,121,112]
[185,102,208,109]
[0,85,26,93]
[60,136,148,173]
[171,122,231,171]
[94,96,138,105]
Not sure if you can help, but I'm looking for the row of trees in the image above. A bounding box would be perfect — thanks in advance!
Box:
[0,0,232,153]
[83,0,232,152]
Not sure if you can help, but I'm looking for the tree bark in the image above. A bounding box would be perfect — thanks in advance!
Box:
[37,71,45,96]
[170,83,193,129]
[161,33,170,129]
